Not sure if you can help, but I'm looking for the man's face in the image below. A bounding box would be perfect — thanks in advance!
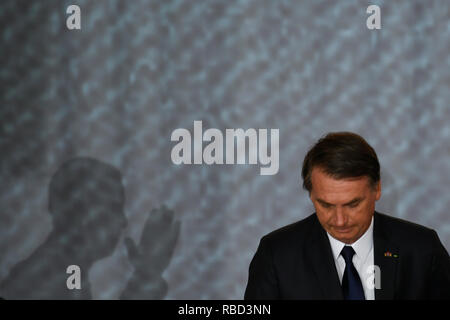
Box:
[310,167,381,244]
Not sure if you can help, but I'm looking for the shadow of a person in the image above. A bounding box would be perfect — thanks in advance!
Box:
[0,157,127,299]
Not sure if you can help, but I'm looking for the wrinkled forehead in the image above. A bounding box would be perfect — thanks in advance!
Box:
[310,168,373,201]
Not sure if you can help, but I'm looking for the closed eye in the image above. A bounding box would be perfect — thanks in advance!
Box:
[345,198,363,208]
[317,200,333,209]
[347,201,360,208]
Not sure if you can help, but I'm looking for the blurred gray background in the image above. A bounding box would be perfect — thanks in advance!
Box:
[0,0,449,299]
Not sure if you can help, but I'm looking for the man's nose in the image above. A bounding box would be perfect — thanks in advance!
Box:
[334,207,347,226]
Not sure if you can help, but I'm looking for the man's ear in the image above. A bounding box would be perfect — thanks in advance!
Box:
[375,180,381,201]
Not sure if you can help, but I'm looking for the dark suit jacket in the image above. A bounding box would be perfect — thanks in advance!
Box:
[244,211,450,299]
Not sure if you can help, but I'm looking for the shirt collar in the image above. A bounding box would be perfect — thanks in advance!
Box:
[326,216,374,262]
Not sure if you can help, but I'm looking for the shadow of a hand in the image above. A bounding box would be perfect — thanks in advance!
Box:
[121,205,180,299]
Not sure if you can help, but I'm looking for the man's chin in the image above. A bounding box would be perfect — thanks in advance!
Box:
[330,228,358,244]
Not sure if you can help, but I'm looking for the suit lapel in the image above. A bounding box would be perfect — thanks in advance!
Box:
[373,212,399,300]
[306,215,343,299]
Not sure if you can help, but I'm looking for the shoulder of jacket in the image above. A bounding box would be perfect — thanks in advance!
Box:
[260,213,318,247]
[375,211,438,249]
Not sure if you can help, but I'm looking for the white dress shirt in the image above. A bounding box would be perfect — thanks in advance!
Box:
[326,217,375,300]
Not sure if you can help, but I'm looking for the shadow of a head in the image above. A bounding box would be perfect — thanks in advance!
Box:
[48,157,127,261]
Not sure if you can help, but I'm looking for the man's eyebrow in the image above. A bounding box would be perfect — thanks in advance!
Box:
[316,198,334,206]
[315,197,364,206]
[343,197,364,206]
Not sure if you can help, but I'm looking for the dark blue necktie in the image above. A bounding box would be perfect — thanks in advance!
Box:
[341,246,365,300]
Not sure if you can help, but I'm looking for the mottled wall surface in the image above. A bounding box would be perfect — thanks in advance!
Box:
[0,0,449,299]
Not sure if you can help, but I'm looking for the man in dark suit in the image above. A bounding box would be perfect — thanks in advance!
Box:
[245,132,450,300]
